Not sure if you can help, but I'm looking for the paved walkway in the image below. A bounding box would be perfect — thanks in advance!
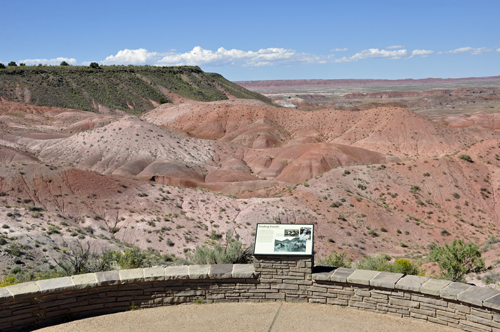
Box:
[36,302,460,332]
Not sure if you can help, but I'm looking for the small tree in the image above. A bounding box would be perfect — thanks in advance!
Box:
[8,61,17,67]
[19,63,26,67]
[60,61,69,66]
[54,241,99,275]
[0,63,5,69]
[89,62,100,69]
[429,239,485,282]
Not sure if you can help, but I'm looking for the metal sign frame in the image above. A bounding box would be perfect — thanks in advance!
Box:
[253,223,314,256]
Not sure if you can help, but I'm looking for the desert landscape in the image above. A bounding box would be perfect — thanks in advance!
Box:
[0,66,500,285]
[0,68,500,286]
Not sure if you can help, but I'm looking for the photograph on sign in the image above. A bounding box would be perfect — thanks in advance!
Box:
[253,223,314,255]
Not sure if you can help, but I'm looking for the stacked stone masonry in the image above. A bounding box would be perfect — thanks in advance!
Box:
[1,256,500,331]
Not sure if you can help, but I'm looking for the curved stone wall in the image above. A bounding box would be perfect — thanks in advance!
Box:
[0,256,500,332]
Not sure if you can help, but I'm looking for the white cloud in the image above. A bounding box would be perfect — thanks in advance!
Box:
[439,47,493,55]
[411,49,434,57]
[155,46,335,67]
[18,57,77,66]
[95,46,436,67]
[102,48,165,65]
[497,48,500,52]
[386,45,405,49]
[334,48,409,62]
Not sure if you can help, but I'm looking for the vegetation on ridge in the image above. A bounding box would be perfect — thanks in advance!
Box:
[0,65,272,114]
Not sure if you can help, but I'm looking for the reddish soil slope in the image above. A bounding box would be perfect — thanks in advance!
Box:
[2,95,500,282]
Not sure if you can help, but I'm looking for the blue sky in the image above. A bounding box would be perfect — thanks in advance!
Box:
[1,0,499,80]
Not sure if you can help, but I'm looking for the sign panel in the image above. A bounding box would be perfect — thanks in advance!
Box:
[253,223,314,256]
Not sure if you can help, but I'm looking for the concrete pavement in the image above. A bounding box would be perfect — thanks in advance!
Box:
[36,302,460,332]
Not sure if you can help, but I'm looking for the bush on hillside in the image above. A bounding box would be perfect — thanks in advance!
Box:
[429,238,486,282]
[354,254,421,275]
[189,230,252,264]
[8,61,17,67]
[60,61,69,66]
[316,251,352,268]
[317,252,421,276]
[50,241,184,276]
[0,63,5,69]
[459,154,473,163]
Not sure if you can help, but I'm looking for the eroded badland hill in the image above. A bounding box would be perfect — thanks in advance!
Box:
[1,67,500,283]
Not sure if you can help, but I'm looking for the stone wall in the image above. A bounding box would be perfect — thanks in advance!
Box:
[2,256,500,332]
[0,264,258,331]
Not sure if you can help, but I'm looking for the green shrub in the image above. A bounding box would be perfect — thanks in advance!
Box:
[317,251,352,268]
[26,206,44,212]
[429,239,485,282]
[392,259,421,275]
[189,230,252,264]
[353,254,421,275]
[459,154,473,163]
[158,96,169,104]
[441,229,451,236]
[46,225,61,235]
[7,243,22,257]
[54,243,183,276]
[354,254,392,271]
[0,63,6,69]
[8,61,17,67]
[110,227,120,234]
[483,272,500,285]
[209,230,223,240]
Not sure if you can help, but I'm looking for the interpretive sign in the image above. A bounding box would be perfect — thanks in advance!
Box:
[253,223,314,256]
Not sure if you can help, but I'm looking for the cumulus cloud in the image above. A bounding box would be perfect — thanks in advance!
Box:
[102,48,167,65]
[386,45,405,49]
[18,57,77,66]
[94,46,438,67]
[439,47,493,55]
[155,46,334,67]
